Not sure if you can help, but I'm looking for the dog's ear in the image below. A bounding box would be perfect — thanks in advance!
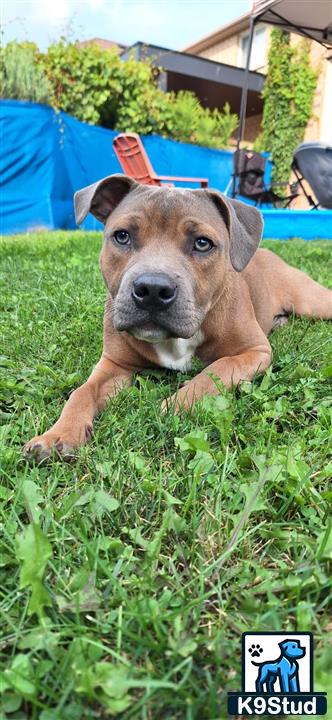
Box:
[205,190,263,272]
[74,174,138,225]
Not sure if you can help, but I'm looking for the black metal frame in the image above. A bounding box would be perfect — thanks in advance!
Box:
[232,16,256,197]
[291,161,320,209]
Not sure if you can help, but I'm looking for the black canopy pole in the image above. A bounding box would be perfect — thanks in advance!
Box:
[232,14,257,197]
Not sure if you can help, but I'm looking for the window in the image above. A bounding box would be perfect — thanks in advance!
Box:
[239,26,267,71]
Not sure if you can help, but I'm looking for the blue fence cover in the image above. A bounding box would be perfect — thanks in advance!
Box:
[0,100,235,234]
[1,100,331,238]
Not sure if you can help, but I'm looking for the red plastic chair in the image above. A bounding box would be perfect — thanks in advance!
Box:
[113,133,208,187]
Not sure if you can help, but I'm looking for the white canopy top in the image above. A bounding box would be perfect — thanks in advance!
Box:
[252,0,332,47]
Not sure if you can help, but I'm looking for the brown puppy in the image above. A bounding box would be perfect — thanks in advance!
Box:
[24,174,332,459]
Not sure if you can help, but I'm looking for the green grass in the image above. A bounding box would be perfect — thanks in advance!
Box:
[0,232,331,719]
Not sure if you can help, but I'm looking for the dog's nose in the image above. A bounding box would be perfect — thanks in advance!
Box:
[132,273,177,310]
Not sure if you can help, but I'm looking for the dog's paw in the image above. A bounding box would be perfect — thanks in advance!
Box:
[162,372,222,414]
[23,424,92,462]
[23,433,76,462]
[249,644,263,658]
[161,389,192,414]
[161,380,201,414]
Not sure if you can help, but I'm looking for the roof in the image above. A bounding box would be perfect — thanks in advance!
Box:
[78,38,127,53]
[183,12,251,54]
[120,42,264,92]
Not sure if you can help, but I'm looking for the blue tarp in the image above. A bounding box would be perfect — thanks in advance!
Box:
[1,99,331,238]
[0,100,236,234]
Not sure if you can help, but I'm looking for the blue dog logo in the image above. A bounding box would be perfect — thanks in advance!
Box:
[228,632,327,715]
[252,639,306,693]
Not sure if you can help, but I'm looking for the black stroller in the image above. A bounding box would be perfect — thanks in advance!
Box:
[292,142,332,209]
[231,149,298,207]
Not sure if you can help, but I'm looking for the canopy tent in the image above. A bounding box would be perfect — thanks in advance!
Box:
[252,0,332,47]
[234,0,332,192]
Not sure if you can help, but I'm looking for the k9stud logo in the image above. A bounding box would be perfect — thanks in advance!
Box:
[227,632,327,716]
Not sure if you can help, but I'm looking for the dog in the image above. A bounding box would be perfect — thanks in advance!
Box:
[253,639,306,693]
[24,174,332,459]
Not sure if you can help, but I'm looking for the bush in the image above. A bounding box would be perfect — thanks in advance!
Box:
[0,42,51,104]
[163,92,238,149]
[165,90,202,142]
[1,39,238,149]
[195,103,238,149]
[103,53,172,135]
[39,40,121,125]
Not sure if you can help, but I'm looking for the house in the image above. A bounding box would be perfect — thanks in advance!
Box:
[82,13,331,147]
[76,38,264,143]
[184,11,332,145]
[120,42,264,141]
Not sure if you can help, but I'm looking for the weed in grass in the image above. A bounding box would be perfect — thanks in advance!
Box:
[0,233,331,718]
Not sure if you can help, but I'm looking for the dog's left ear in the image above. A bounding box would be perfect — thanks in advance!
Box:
[205,191,263,272]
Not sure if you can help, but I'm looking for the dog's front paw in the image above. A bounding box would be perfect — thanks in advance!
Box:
[24,432,77,462]
[162,372,221,413]
[23,424,92,462]
[162,381,199,413]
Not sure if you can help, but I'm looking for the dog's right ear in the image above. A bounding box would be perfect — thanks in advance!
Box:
[74,174,138,225]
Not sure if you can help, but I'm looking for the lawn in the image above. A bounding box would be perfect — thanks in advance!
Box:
[0,232,331,720]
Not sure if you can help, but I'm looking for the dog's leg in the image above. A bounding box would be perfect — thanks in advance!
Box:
[281,675,290,693]
[255,667,268,694]
[24,354,132,460]
[289,675,298,693]
[267,677,275,693]
[283,265,332,320]
[255,675,263,694]
[163,340,272,412]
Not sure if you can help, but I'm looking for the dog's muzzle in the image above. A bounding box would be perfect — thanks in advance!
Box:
[131,273,178,311]
[112,266,202,340]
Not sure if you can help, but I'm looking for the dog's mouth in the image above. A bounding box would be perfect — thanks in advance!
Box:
[115,311,203,340]
[126,322,171,344]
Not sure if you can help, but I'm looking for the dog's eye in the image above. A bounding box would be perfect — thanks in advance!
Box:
[193,237,214,253]
[113,229,131,246]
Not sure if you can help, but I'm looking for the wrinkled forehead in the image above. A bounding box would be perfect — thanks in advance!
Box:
[105,186,227,235]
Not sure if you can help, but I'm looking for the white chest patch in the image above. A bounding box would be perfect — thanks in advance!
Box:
[155,331,204,371]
